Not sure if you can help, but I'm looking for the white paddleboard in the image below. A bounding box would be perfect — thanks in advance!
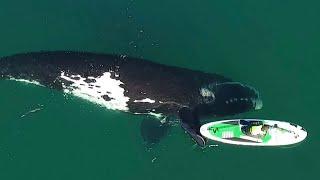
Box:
[200,119,307,146]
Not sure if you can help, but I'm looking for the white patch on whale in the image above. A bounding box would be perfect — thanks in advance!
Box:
[133,112,164,119]
[134,98,156,103]
[9,77,43,86]
[60,72,129,111]
[200,88,215,100]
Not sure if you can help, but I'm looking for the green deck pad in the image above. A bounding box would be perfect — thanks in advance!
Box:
[262,133,272,142]
[208,123,243,138]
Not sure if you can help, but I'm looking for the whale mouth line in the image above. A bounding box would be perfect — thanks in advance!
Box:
[215,82,262,110]
[224,97,263,110]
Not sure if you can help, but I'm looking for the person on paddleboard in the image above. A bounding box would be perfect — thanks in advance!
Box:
[240,120,269,138]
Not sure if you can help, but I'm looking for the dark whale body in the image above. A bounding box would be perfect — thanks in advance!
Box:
[0,51,262,147]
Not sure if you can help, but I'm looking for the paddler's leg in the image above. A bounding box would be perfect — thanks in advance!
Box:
[179,107,206,147]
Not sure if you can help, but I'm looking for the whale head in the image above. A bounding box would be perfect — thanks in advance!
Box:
[198,82,262,117]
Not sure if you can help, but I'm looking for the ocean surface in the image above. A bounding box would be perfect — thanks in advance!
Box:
[0,0,319,179]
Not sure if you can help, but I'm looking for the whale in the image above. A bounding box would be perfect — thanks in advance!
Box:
[0,51,263,147]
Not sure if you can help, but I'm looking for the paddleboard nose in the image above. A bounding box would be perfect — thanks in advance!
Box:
[296,126,307,142]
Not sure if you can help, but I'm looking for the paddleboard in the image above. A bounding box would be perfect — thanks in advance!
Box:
[200,119,307,146]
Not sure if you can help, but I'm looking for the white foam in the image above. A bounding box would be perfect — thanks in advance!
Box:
[60,72,130,111]
[134,98,156,103]
[9,77,43,86]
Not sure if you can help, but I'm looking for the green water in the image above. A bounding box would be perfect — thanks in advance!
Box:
[0,0,319,179]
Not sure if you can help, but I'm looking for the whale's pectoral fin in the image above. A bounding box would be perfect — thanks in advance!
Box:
[179,107,207,147]
[140,117,170,147]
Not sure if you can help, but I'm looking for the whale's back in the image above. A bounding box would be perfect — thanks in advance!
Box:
[0,51,231,115]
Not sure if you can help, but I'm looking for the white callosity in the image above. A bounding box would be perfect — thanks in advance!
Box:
[133,98,156,103]
[200,87,215,102]
[60,71,130,111]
